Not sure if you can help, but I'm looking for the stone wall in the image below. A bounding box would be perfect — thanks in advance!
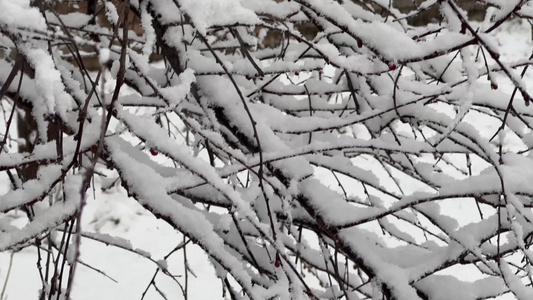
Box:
[262,1,487,47]
[392,0,487,25]
[30,0,489,65]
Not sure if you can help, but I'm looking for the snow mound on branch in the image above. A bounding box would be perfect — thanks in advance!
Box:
[23,47,71,116]
[180,0,260,35]
[0,0,46,30]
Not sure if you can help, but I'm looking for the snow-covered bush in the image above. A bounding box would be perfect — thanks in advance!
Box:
[2,0,533,299]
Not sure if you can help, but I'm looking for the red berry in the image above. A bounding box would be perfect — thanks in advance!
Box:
[274,259,281,268]
[150,149,158,156]
[274,253,281,268]
[294,71,299,76]
[389,64,397,71]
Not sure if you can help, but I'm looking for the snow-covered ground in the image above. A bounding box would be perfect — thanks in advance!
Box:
[1,18,533,300]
